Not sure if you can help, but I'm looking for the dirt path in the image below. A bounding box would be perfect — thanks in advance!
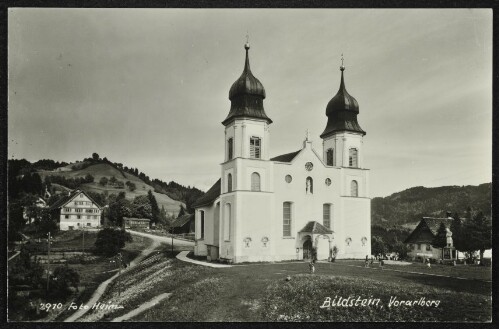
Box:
[64,230,193,322]
[111,293,172,322]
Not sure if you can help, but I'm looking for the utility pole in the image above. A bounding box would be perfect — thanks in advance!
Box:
[82,226,85,255]
[117,252,122,296]
[171,226,174,255]
[46,232,51,292]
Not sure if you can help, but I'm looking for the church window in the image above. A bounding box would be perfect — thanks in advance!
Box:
[306,177,313,194]
[426,245,431,251]
[283,202,292,237]
[351,180,358,197]
[250,137,261,159]
[349,148,358,167]
[228,138,233,160]
[323,204,331,229]
[325,178,331,186]
[285,175,292,183]
[251,172,261,191]
[227,173,232,192]
[326,148,334,166]
[224,204,231,241]
[200,210,205,239]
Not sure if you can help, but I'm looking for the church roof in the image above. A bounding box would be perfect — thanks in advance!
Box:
[320,62,365,138]
[270,150,301,163]
[222,43,272,125]
[299,221,333,235]
[403,217,454,244]
[192,179,221,208]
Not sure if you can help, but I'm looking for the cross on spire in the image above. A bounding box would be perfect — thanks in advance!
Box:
[245,32,250,50]
[305,129,310,141]
[340,53,345,71]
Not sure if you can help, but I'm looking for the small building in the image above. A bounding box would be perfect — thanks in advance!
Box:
[49,189,102,230]
[124,217,150,229]
[170,214,195,234]
[403,216,457,260]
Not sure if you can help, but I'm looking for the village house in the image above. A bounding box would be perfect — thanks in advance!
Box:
[49,189,102,230]
[123,217,151,229]
[403,214,457,261]
[170,214,195,235]
[192,43,371,263]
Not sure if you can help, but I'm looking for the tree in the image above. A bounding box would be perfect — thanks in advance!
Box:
[466,212,492,264]
[450,213,464,251]
[125,181,136,192]
[84,174,95,183]
[147,190,160,224]
[94,228,133,257]
[392,239,410,260]
[37,209,59,236]
[431,222,448,259]
[99,177,108,186]
[49,265,80,298]
[109,176,117,185]
[371,236,387,257]
[92,153,99,161]
[177,205,186,218]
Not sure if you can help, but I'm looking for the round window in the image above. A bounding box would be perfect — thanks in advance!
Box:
[325,178,331,186]
[305,162,313,171]
[285,175,292,183]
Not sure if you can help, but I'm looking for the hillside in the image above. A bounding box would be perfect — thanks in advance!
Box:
[38,163,184,216]
[372,183,491,228]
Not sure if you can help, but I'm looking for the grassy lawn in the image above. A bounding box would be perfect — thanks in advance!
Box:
[79,255,491,322]
[334,260,492,282]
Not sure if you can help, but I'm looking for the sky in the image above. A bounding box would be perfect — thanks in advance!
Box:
[8,9,492,197]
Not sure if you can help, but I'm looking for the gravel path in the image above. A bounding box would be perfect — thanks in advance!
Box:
[111,293,172,322]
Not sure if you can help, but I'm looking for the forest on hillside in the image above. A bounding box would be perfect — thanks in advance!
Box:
[371,183,491,227]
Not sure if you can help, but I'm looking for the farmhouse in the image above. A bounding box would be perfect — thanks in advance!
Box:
[193,43,371,263]
[403,215,457,260]
[124,217,150,229]
[49,189,102,230]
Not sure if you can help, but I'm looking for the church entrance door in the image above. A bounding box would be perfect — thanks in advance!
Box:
[303,239,313,260]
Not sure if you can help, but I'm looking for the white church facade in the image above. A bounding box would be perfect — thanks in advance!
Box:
[193,42,371,263]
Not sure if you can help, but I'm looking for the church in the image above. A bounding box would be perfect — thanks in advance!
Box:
[192,42,371,263]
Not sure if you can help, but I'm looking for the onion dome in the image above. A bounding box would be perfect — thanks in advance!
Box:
[222,42,272,126]
[320,59,365,138]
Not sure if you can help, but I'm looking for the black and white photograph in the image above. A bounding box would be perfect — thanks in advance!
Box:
[5,7,492,322]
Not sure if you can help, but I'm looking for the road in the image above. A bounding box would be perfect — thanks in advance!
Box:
[64,230,194,322]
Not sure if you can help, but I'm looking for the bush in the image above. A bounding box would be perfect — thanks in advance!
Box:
[94,228,133,257]
[48,265,80,299]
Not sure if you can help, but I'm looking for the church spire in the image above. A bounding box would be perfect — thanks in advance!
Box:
[320,55,365,138]
[223,40,272,126]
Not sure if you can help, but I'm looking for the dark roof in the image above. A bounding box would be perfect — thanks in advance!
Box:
[123,217,150,222]
[320,67,365,138]
[223,44,272,125]
[49,189,102,210]
[171,214,195,228]
[403,217,454,244]
[422,217,454,235]
[192,179,221,208]
[271,150,301,163]
[299,221,333,235]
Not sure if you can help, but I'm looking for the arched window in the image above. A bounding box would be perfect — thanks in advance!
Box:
[283,202,292,237]
[326,148,334,166]
[200,210,205,239]
[227,173,232,192]
[306,177,313,194]
[323,204,331,229]
[251,172,261,191]
[250,137,261,159]
[224,203,231,241]
[351,180,358,197]
[227,138,233,160]
[349,148,358,167]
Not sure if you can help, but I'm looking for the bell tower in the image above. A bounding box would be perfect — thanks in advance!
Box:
[320,56,366,169]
